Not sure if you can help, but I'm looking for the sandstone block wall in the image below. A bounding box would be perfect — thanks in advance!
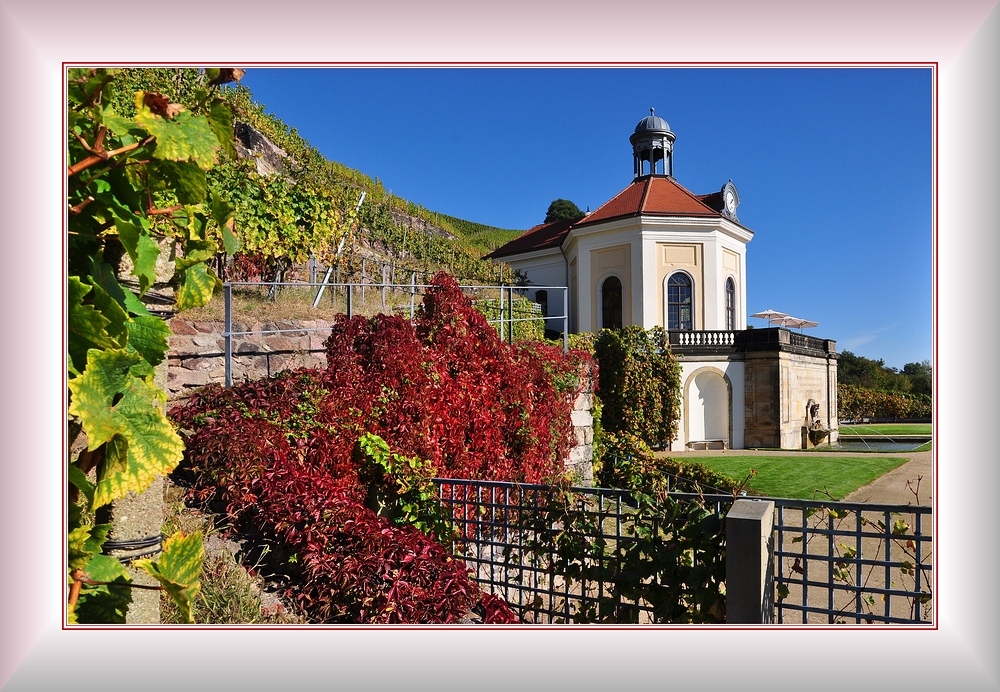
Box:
[565,361,596,485]
[166,318,334,400]
[743,349,838,450]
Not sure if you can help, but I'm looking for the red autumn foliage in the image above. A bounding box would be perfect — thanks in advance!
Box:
[172,272,588,623]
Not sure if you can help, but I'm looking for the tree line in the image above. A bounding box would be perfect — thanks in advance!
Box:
[838,351,932,397]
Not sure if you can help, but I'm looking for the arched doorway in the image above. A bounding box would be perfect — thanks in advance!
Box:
[600,276,623,330]
[686,369,731,445]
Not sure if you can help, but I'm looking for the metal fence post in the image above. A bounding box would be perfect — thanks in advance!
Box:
[507,284,514,344]
[498,286,505,342]
[224,282,232,388]
[346,282,353,319]
[381,264,387,311]
[410,271,416,321]
[563,287,569,354]
[725,499,776,624]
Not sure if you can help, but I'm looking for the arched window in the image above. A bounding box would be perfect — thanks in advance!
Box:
[725,278,736,330]
[600,276,623,330]
[667,273,693,330]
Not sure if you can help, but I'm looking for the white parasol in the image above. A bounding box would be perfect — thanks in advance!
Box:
[774,316,819,332]
[749,309,789,326]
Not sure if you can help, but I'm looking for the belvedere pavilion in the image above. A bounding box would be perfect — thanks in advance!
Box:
[487,110,839,451]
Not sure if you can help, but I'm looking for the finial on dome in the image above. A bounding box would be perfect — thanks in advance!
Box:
[650,107,655,116]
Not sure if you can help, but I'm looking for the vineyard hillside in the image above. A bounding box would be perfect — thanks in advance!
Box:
[109,68,526,298]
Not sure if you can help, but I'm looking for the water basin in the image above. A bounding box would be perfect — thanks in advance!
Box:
[817,440,928,452]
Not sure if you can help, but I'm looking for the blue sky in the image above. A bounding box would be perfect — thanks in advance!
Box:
[239,67,933,370]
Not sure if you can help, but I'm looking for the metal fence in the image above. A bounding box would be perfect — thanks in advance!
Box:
[433,478,732,624]
[431,478,933,625]
[222,280,569,387]
[772,498,933,624]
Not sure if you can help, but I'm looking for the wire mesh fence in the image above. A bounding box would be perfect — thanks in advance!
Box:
[433,478,731,624]
[772,498,933,624]
[431,478,933,625]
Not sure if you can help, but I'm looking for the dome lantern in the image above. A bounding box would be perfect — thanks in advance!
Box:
[630,108,676,178]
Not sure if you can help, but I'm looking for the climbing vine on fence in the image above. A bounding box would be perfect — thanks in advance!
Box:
[509,474,729,624]
[66,67,250,622]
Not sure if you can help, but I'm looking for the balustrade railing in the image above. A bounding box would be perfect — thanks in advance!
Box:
[668,330,738,347]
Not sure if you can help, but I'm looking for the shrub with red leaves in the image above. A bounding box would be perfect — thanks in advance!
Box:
[171,272,590,623]
[479,592,520,624]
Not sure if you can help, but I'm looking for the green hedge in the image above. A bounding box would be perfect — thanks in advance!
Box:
[838,383,932,420]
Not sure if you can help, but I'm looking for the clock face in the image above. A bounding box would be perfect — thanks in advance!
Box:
[725,190,736,213]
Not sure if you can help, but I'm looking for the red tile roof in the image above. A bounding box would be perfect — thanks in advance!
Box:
[485,216,577,259]
[486,176,731,259]
[578,176,720,227]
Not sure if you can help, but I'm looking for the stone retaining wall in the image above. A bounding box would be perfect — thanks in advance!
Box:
[565,360,596,485]
[166,318,334,400]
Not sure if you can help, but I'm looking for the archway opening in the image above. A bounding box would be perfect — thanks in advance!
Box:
[601,276,623,330]
[688,370,730,444]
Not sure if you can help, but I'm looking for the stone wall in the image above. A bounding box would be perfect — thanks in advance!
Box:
[565,360,597,485]
[743,338,838,450]
[166,318,333,400]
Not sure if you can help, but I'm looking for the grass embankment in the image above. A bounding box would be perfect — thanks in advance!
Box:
[672,455,910,500]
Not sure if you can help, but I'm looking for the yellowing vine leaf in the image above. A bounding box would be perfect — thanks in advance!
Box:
[173,240,222,310]
[135,97,219,170]
[134,531,204,624]
[67,348,184,508]
[68,523,112,572]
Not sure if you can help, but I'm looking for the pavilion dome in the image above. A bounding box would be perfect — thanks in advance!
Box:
[633,111,671,134]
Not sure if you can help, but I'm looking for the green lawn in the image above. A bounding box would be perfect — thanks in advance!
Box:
[671,455,910,500]
[838,423,932,436]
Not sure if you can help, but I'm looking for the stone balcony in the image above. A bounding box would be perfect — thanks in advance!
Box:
[667,327,837,358]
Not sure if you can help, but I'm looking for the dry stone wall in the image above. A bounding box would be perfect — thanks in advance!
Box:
[166,318,333,400]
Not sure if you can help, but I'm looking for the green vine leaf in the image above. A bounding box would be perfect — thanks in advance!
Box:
[68,277,119,373]
[74,554,133,624]
[114,212,159,294]
[134,531,204,624]
[126,315,172,367]
[207,100,236,159]
[150,160,209,205]
[68,463,95,508]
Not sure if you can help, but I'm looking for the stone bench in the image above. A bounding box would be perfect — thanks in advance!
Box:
[684,439,729,451]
